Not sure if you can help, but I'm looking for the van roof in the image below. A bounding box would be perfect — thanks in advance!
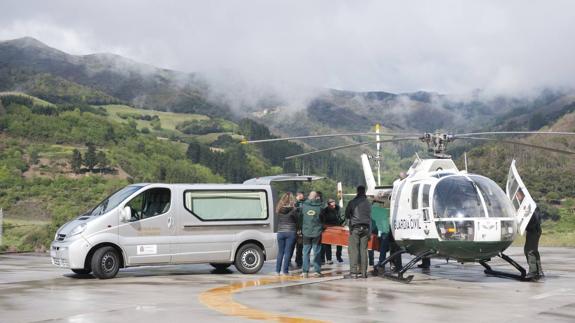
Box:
[132,183,272,190]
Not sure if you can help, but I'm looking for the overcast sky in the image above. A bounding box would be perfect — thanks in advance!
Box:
[1,0,574,97]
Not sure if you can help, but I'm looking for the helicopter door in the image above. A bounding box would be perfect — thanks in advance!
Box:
[506,160,537,235]
[421,184,432,237]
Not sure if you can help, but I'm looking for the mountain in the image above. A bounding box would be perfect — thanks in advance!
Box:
[0,37,231,117]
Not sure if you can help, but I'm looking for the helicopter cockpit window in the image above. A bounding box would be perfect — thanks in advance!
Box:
[433,176,485,218]
[411,184,420,209]
[422,184,431,208]
[470,175,515,218]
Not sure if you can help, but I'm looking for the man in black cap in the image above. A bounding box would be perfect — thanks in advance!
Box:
[344,185,372,278]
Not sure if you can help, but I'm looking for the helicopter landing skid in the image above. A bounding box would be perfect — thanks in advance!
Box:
[480,253,528,281]
[377,250,436,283]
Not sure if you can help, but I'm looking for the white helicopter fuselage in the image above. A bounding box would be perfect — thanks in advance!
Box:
[365,156,537,262]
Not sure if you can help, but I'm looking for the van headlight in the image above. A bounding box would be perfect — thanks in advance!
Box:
[69,223,87,237]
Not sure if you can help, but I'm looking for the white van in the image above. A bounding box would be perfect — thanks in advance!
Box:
[50,175,320,279]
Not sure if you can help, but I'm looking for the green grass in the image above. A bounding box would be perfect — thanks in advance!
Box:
[0,91,56,107]
[101,104,209,132]
[0,218,51,252]
[194,132,243,144]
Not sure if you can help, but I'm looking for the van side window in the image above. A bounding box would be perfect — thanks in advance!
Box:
[422,184,431,208]
[411,184,420,209]
[126,188,171,221]
[184,190,268,221]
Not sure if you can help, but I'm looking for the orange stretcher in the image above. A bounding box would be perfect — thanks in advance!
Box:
[321,226,380,251]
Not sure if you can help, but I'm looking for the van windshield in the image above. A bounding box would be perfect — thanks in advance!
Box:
[89,185,144,216]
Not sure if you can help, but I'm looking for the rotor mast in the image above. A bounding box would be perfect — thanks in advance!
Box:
[420,132,455,159]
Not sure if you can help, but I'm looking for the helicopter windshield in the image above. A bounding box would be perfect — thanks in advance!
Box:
[433,176,486,218]
[470,175,515,218]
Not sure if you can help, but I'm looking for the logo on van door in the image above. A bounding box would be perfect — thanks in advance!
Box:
[137,245,157,255]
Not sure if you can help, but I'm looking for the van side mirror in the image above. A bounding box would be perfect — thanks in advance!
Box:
[121,206,132,222]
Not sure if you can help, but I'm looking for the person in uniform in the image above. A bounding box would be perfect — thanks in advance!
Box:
[525,207,544,281]
[293,191,305,268]
[372,192,391,273]
[344,185,372,279]
[300,191,324,278]
[516,189,544,281]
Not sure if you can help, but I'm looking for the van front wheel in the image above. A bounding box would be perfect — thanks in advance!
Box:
[91,246,120,279]
[234,243,264,274]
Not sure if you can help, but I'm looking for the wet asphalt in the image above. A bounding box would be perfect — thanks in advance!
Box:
[1,247,575,323]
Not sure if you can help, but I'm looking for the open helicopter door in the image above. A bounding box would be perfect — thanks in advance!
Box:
[361,154,377,196]
[506,160,537,235]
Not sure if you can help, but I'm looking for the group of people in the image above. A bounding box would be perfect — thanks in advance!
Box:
[274,190,344,277]
[274,185,394,279]
[275,184,543,281]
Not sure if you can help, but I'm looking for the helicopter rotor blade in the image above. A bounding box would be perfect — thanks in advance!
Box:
[284,137,420,160]
[460,136,575,155]
[241,132,419,144]
[455,131,575,138]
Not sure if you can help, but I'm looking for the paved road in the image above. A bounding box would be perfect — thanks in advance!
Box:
[1,247,574,323]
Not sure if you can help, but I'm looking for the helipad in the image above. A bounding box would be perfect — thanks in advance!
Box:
[1,247,574,322]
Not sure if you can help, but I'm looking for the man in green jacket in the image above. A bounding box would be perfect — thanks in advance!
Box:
[300,191,324,278]
[372,193,391,272]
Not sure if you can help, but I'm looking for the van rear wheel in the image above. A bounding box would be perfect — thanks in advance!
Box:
[210,263,232,271]
[234,243,264,274]
[91,246,120,279]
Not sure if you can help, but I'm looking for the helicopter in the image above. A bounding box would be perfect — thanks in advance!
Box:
[243,127,575,282]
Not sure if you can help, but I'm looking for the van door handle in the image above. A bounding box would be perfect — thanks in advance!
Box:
[168,217,174,228]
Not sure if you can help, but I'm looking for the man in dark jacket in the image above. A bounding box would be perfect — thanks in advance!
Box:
[345,185,372,278]
[320,198,342,264]
[300,191,324,278]
[525,207,543,281]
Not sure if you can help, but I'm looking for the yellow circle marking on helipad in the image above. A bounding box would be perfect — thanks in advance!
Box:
[199,275,328,323]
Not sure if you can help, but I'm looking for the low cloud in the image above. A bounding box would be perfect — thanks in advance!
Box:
[1,0,574,104]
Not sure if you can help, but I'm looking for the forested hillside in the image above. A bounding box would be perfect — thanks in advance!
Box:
[0,90,363,252]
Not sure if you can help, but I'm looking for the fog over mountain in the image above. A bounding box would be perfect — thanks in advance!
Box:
[1,0,575,107]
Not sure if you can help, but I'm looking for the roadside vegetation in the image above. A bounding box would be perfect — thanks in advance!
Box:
[0,93,365,252]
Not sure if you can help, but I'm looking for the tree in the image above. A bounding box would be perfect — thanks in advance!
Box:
[157,165,167,181]
[84,144,98,171]
[104,126,116,143]
[96,151,109,170]
[71,149,82,174]
[29,149,40,165]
